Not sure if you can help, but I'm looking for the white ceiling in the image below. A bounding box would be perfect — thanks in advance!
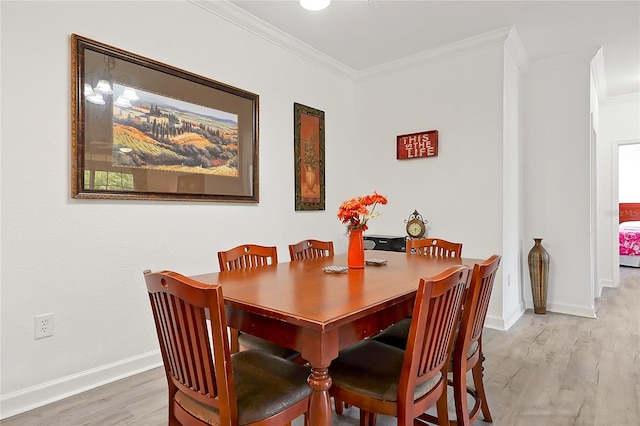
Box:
[225,0,640,99]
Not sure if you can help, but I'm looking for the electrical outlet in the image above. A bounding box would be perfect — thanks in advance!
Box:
[34,313,54,339]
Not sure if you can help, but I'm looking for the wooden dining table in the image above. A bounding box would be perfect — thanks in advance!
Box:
[192,251,480,426]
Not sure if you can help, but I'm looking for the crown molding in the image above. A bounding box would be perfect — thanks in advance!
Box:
[504,26,530,72]
[357,26,515,82]
[602,92,640,107]
[187,3,530,86]
[590,48,608,101]
[189,0,358,81]
[527,46,600,74]
[188,2,522,84]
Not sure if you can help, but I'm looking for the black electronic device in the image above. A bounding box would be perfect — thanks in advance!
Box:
[364,234,406,252]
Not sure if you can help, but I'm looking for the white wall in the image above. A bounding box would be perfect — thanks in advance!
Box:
[351,35,529,332]
[353,45,504,258]
[619,144,640,202]
[352,43,510,332]
[0,0,356,417]
[523,54,595,317]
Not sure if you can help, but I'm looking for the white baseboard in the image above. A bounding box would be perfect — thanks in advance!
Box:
[483,314,504,331]
[485,299,596,332]
[502,304,525,330]
[597,279,613,297]
[523,300,597,319]
[600,279,614,289]
[484,303,524,332]
[0,350,162,420]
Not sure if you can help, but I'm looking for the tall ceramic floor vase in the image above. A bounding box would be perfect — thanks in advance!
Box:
[528,238,549,314]
[348,228,365,269]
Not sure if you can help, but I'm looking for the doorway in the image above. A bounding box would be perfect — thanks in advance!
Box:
[611,140,640,288]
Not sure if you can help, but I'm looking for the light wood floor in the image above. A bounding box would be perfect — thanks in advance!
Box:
[2,267,638,426]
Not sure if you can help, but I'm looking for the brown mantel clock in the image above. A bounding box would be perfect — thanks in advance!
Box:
[405,210,427,239]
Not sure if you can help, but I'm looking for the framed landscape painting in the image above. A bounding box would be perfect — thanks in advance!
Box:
[71,34,259,202]
[294,103,325,211]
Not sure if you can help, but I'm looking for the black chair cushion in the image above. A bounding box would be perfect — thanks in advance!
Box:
[371,317,411,349]
[238,333,302,361]
[373,318,479,362]
[175,349,310,425]
[329,339,441,402]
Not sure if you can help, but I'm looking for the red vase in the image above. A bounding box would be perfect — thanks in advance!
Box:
[348,228,365,269]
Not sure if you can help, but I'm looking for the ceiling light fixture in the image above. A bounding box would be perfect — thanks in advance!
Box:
[300,0,330,11]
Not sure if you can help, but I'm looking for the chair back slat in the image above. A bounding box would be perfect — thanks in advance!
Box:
[153,293,182,382]
[218,244,278,271]
[145,271,237,423]
[289,239,334,261]
[407,238,463,258]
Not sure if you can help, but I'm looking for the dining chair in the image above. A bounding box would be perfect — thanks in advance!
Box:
[366,238,463,351]
[217,244,302,362]
[448,254,501,426]
[329,265,471,426]
[288,239,334,261]
[374,255,502,426]
[143,270,311,426]
[217,244,279,271]
[406,238,463,258]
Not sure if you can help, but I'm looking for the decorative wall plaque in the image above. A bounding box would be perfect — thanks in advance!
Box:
[396,130,438,160]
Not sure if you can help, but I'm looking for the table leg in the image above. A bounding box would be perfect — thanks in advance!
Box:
[307,366,332,426]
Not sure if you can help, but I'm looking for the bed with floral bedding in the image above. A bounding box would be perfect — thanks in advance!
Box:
[619,203,640,267]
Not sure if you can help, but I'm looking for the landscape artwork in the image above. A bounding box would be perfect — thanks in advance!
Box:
[72,34,259,202]
[112,83,239,176]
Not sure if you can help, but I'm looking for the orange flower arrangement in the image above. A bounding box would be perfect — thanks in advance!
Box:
[337,192,388,231]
